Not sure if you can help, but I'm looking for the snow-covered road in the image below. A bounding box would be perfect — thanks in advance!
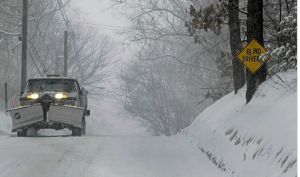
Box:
[0,134,228,177]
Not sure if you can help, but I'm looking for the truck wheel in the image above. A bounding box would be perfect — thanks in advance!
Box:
[27,128,38,137]
[17,131,22,137]
[17,130,27,137]
[81,117,86,135]
[72,129,81,136]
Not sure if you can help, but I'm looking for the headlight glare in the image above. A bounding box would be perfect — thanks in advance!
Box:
[27,93,39,99]
[55,93,67,99]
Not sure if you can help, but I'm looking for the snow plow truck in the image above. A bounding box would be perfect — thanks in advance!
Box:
[7,75,90,137]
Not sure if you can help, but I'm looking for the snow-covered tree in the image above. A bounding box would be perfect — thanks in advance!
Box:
[268,6,297,75]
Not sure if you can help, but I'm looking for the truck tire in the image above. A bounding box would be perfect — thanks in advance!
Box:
[17,130,27,137]
[81,117,86,135]
[27,128,38,137]
[72,129,81,136]
[17,131,22,137]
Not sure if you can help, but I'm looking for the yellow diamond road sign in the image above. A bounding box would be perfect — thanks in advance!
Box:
[237,39,270,74]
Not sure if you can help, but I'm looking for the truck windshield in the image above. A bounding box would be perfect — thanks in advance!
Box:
[25,79,76,93]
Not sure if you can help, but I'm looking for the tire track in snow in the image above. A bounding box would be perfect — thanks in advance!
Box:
[40,136,108,177]
[0,136,76,177]
[77,138,107,177]
[45,139,77,177]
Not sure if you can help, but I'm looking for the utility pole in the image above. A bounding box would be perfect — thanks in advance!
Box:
[4,82,7,112]
[63,30,68,77]
[21,0,28,94]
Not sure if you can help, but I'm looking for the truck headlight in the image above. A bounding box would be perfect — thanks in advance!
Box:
[27,93,39,99]
[55,93,67,99]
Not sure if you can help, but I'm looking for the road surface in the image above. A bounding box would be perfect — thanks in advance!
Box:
[0,133,228,177]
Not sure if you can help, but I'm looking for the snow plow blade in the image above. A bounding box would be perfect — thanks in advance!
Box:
[8,105,44,131]
[48,105,85,129]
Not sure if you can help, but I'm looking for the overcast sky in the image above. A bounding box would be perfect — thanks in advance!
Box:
[71,0,128,36]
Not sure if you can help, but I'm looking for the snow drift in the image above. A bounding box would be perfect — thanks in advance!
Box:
[179,70,297,177]
[0,112,11,135]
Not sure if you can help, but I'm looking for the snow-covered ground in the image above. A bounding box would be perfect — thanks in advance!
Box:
[179,70,297,177]
[0,70,296,177]
[0,134,229,177]
[0,97,229,177]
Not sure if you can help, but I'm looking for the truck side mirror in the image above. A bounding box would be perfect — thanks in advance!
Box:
[85,110,90,116]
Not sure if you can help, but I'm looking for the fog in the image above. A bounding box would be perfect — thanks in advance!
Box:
[0,0,296,135]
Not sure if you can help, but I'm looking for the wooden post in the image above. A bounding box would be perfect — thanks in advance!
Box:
[21,0,28,94]
[4,82,7,112]
[63,31,68,77]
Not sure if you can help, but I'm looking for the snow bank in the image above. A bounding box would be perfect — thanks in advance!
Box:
[179,70,297,177]
[0,112,12,135]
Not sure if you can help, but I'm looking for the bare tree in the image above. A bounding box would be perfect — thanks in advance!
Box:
[0,0,118,97]
[113,0,232,102]
[68,29,119,95]
[187,0,246,94]
[0,0,71,88]
[119,58,201,136]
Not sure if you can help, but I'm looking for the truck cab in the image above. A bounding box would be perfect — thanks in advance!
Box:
[20,77,88,108]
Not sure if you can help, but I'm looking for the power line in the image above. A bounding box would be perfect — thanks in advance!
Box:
[28,35,48,74]
[37,26,56,64]
[28,49,42,76]
[68,23,124,31]
[57,0,73,33]
[51,19,127,31]
[69,21,126,29]
[29,17,128,31]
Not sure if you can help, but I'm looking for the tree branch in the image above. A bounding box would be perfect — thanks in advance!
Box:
[0,29,21,36]
[139,54,221,73]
